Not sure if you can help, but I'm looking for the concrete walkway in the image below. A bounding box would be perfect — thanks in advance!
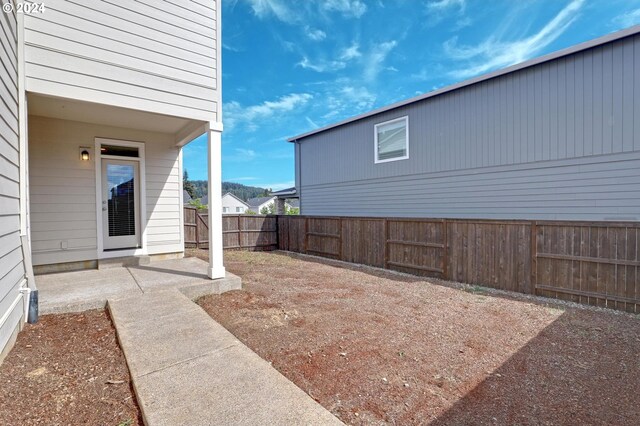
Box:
[37,257,241,314]
[108,288,342,426]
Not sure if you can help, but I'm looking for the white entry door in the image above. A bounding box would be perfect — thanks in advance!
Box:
[101,159,141,250]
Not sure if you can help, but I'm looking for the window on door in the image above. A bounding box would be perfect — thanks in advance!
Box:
[106,164,136,237]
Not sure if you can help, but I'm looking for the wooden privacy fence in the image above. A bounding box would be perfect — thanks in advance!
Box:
[184,207,278,250]
[278,216,640,313]
[185,207,639,313]
[222,215,278,250]
[184,206,209,249]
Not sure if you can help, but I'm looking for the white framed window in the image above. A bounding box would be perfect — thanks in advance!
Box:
[236,207,243,213]
[223,207,229,213]
[374,116,409,163]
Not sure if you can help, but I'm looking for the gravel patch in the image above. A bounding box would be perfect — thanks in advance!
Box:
[193,249,640,425]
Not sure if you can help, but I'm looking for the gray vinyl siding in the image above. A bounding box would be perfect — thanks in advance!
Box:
[298,33,640,221]
[0,9,25,355]
[23,0,218,122]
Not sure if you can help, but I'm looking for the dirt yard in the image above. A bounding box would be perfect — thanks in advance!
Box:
[0,310,141,426]
[193,249,640,425]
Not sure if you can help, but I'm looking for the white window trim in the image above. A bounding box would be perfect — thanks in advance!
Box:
[95,138,147,259]
[374,115,409,164]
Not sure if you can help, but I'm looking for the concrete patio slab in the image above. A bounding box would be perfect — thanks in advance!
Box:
[127,257,242,300]
[127,257,212,291]
[37,257,242,314]
[38,267,141,314]
[109,289,342,426]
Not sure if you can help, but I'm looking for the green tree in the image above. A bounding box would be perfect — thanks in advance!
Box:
[286,207,300,215]
[188,199,207,211]
[183,169,197,199]
[260,203,276,215]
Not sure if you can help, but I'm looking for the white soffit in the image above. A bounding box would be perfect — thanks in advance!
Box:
[27,93,192,134]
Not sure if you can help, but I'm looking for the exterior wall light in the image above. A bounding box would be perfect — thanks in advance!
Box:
[80,149,90,161]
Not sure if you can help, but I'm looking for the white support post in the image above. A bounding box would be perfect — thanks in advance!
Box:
[207,123,225,279]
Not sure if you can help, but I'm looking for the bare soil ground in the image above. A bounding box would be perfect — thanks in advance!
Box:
[193,249,640,425]
[0,310,141,426]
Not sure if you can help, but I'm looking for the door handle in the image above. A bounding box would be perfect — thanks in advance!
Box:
[102,207,108,211]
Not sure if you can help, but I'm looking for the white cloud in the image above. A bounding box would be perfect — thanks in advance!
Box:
[222,42,241,52]
[246,0,366,23]
[339,43,361,60]
[236,148,257,158]
[426,0,466,13]
[363,40,397,82]
[612,8,640,29]
[224,148,258,162]
[224,93,313,131]
[297,56,347,72]
[247,0,297,23]
[445,0,584,79]
[321,0,367,18]
[453,16,472,30]
[297,42,360,73]
[305,26,327,41]
[253,180,296,191]
[305,116,319,128]
[227,176,258,181]
[426,0,466,26]
[324,85,376,119]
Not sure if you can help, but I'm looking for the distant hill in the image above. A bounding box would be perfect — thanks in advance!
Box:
[189,180,270,201]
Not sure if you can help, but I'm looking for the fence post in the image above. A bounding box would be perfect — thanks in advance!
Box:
[275,215,280,250]
[530,220,537,295]
[303,216,309,253]
[195,211,200,249]
[383,218,389,269]
[237,215,242,249]
[443,219,449,280]
[338,217,343,260]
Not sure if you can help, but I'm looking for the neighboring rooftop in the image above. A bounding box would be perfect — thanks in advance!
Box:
[247,196,276,209]
[288,25,640,142]
[222,192,250,206]
[271,187,297,198]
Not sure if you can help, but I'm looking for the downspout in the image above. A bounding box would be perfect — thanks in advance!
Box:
[17,11,38,323]
[294,140,302,214]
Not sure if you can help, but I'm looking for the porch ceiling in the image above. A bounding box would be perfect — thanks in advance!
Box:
[27,93,203,136]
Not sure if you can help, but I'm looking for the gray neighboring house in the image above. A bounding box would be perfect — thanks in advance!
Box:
[287,199,300,209]
[288,26,640,221]
[183,190,193,204]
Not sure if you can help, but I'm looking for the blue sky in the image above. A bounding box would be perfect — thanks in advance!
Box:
[183,0,640,189]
